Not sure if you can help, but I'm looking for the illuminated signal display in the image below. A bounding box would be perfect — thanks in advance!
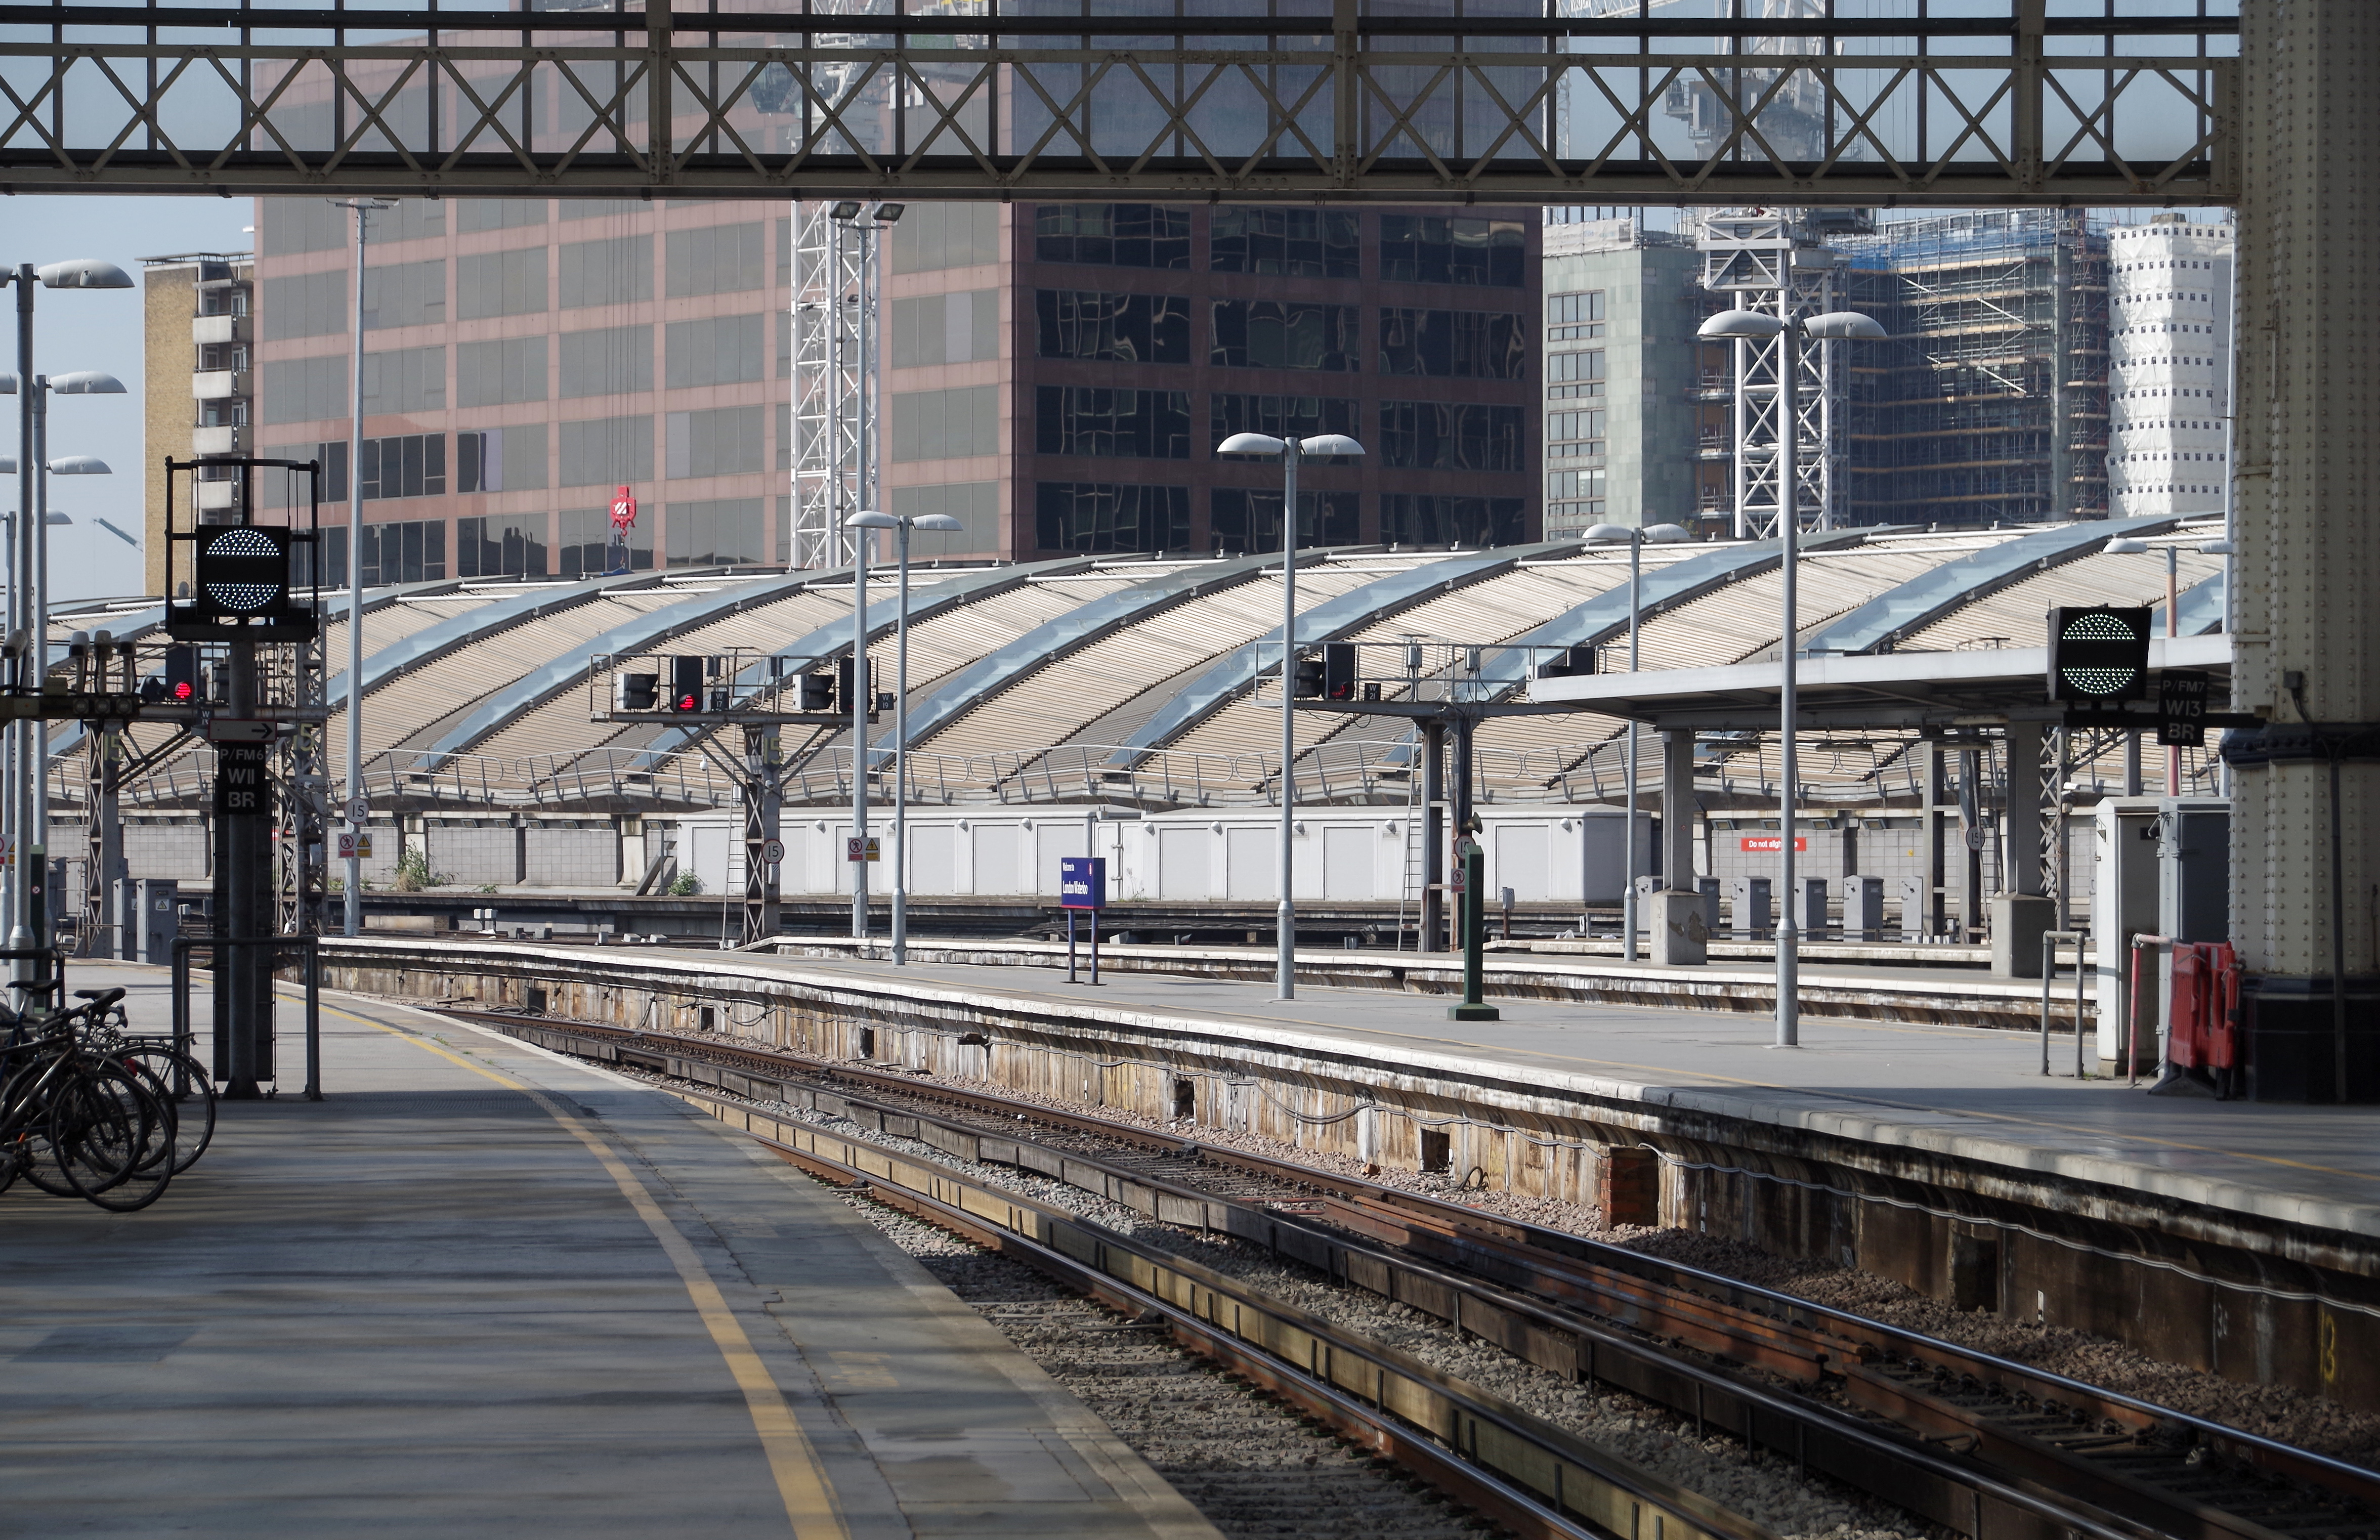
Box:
[194,525,293,620]
[2047,606,2151,702]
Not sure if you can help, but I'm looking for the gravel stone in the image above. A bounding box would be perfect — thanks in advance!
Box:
[826,1182,1498,1538]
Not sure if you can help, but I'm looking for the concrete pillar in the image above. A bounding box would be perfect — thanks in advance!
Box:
[1992,719,2055,976]
[2233,2,2380,1098]
[1649,728,1706,964]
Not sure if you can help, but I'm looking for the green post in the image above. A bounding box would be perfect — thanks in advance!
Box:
[1449,842,1499,1022]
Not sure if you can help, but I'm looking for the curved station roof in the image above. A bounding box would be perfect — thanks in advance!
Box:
[54,517,2231,818]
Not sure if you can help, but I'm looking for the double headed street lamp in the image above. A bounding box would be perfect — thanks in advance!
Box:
[2,253,129,960]
[1582,521,1691,961]
[847,508,964,966]
[1215,430,1365,1002]
[1696,305,1884,1048]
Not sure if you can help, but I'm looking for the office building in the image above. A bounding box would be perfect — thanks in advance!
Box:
[2105,215,2235,518]
[1836,210,2111,528]
[157,199,1542,583]
[876,201,1542,558]
[1536,217,1701,536]
[139,249,257,598]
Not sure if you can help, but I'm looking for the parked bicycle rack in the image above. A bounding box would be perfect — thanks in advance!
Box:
[169,935,322,1102]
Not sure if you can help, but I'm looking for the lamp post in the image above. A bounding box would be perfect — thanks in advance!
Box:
[1,266,129,960]
[848,508,964,966]
[1582,521,1690,961]
[1697,305,1883,1047]
[333,199,389,938]
[826,202,903,950]
[2105,532,2232,797]
[1215,429,1365,1001]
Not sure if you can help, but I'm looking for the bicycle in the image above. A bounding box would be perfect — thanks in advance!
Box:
[1,989,178,1212]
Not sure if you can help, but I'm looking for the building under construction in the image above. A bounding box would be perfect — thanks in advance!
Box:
[1834,210,2110,528]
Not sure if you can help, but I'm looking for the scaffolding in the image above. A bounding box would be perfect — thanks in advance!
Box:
[1697,209,1851,537]
[1837,210,2109,528]
[787,203,866,572]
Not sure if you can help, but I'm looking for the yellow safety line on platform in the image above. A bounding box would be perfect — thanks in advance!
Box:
[331,1006,847,1540]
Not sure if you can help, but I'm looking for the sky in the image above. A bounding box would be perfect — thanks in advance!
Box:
[7,194,253,604]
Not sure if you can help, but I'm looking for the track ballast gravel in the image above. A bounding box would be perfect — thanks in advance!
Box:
[830,1183,1497,1539]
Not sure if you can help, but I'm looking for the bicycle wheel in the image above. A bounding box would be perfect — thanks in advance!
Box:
[108,1054,186,1178]
[50,1066,172,1212]
[124,1046,214,1174]
[2,1059,85,1199]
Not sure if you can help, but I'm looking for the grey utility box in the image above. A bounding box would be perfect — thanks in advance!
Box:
[1898,876,1930,942]
[2091,797,2164,1069]
[1844,876,1886,942]
[1799,877,1829,940]
[2160,799,2231,945]
[1698,877,1722,935]
[134,879,179,966]
[1729,876,1772,940]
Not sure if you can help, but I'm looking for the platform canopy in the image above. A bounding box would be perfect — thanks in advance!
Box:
[1529,634,2233,734]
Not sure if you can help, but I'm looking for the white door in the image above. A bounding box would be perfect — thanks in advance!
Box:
[908,824,957,894]
[1322,826,1373,899]
[1225,827,1271,900]
[973,824,1022,894]
[1037,825,1081,895]
[1158,827,1211,900]
[1494,824,1552,902]
[686,825,734,895]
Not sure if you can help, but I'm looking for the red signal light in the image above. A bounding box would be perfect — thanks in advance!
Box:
[172,680,194,702]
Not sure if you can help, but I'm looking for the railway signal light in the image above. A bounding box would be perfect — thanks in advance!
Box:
[2047,606,2151,703]
[615,672,659,712]
[1292,652,1325,698]
[836,657,875,715]
[1322,642,1357,701]
[669,656,705,712]
[162,646,198,704]
[191,524,296,623]
[800,672,835,711]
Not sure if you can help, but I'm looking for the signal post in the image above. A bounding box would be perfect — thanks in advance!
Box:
[1263,637,1598,958]
[160,457,328,1099]
[597,648,875,947]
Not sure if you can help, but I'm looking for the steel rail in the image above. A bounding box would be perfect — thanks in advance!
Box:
[441,1004,2377,1540]
[645,1066,2156,1540]
[669,1078,1772,1540]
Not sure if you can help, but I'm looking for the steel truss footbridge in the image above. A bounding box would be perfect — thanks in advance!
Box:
[0,2,2233,206]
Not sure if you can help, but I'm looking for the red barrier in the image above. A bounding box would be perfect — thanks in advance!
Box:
[2166,941,2243,1093]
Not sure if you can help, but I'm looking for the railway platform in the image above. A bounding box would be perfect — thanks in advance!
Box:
[317,935,2380,1410]
[0,963,1221,1540]
[746,943,2380,1241]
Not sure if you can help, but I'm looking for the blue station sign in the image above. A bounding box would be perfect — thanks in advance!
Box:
[1058,856,1107,911]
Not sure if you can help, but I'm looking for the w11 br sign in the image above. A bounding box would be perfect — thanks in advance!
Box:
[215,744,270,817]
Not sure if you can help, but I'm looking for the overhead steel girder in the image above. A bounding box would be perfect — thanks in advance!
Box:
[0,22,2234,204]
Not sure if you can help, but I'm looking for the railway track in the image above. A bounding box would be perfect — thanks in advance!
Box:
[437,1005,2380,1540]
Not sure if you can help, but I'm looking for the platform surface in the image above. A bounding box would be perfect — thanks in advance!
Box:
[697,944,2380,1242]
[0,964,1219,1540]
